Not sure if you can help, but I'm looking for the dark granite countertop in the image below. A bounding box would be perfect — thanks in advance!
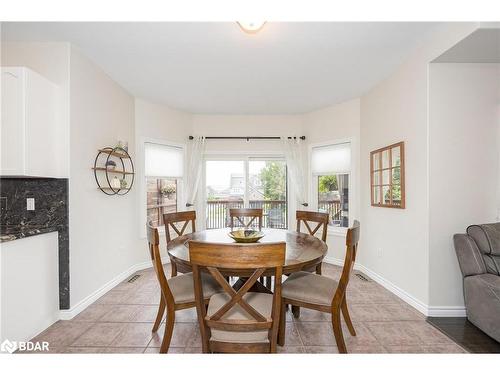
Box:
[0,225,59,243]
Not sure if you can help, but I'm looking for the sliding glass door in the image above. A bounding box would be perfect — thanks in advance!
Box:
[205,158,287,229]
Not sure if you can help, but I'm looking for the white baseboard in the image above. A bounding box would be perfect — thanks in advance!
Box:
[59,260,156,320]
[60,256,466,320]
[323,256,466,317]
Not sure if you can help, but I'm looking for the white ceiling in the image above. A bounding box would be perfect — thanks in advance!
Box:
[2,22,440,114]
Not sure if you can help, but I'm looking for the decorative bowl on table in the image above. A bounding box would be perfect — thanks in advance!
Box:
[228,229,265,243]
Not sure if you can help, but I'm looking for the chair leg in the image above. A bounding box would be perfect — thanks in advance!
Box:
[291,305,300,319]
[160,307,175,353]
[316,262,322,275]
[332,308,347,354]
[152,295,166,332]
[170,262,177,277]
[341,298,356,336]
[278,300,286,347]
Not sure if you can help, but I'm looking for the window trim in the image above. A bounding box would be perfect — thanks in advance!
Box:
[139,137,186,239]
[309,138,354,236]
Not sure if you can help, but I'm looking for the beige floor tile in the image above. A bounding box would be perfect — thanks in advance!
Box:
[277,346,306,353]
[73,304,113,322]
[133,305,164,323]
[71,323,125,347]
[281,322,303,346]
[406,321,455,345]
[33,321,93,348]
[144,347,185,354]
[147,323,197,348]
[110,323,157,347]
[101,347,146,353]
[304,346,339,353]
[296,322,337,346]
[95,290,129,305]
[99,305,142,322]
[364,322,422,346]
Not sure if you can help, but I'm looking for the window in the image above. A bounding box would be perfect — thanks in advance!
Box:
[205,158,287,229]
[370,141,405,208]
[311,142,351,228]
[145,142,184,227]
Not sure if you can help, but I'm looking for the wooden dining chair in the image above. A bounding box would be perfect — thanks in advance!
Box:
[189,240,286,353]
[279,220,360,354]
[163,211,196,277]
[229,208,263,231]
[146,221,223,353]
[296,210,329,274]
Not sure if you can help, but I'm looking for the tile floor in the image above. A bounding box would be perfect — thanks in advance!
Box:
[27,263,467,354]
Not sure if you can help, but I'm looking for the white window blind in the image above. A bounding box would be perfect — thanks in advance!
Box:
[311,142,351,174]
[145,142,184,178]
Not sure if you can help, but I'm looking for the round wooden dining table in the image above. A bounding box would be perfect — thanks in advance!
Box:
[167,227,328,277]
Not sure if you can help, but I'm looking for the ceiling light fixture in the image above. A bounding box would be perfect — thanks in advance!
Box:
[237,21,266,34]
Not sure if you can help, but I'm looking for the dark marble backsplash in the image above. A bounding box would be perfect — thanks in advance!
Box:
[0,178,70,309]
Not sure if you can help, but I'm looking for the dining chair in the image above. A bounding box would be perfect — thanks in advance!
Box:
[229,208,263,231]
[189,240,286,353]
[291,210,330,317]
[146,221,223,353]
[163,211,196,277]
[279,220,360,354]
[296,210,329,274]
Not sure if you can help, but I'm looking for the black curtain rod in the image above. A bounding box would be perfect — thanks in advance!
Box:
[188,136,305,140]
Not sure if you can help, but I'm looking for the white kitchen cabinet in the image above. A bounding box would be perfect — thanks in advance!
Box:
[0,232,60,343]
[1,67,67,178]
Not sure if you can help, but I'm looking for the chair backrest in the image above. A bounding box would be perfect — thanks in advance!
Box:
[163,211,196,244]
[296,210,329,242]
[332,220,360,307]
[189,241,285,350]
[146,221,174,303]
[229,208,263,230]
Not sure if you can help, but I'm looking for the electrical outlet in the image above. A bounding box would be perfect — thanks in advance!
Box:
[377,248,382,258]
[26,197,35,211]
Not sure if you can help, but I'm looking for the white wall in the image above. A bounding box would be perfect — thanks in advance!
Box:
[68,46,137,308]
[303,98,361,262]
[134,98,193,262]
[359,23,478,311]
[192,114,303,154]
[428,63,500,309]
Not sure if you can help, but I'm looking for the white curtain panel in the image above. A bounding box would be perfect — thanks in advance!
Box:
[280,136,308,207]
[184,136,206,208]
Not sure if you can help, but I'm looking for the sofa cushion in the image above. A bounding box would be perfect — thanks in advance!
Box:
[453,234,487,277]
[463,274,500,342]
[467,224,500,275]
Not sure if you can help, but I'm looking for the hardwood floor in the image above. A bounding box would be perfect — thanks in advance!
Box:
[427,317,500,353]
[24,263,466,354]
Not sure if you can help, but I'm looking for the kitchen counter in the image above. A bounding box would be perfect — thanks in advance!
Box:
[0,225,59,243]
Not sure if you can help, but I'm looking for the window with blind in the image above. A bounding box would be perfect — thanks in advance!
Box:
[311,142,351,228]
[145,142,184,227]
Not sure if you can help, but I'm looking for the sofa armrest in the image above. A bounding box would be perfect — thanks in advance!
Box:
[454,233,487,277]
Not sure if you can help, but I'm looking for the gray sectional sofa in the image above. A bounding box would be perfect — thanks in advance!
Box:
[454,223,500,342]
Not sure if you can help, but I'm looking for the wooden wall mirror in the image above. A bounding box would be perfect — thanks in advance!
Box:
[370,141,405,209]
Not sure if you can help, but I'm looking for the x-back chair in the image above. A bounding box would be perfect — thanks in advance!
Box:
[189,240,286,353]
[146,221,222,353]
[279,220,360,353]
[163,211,197,277]
[229,208,263,231]
[291,210,329,317]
